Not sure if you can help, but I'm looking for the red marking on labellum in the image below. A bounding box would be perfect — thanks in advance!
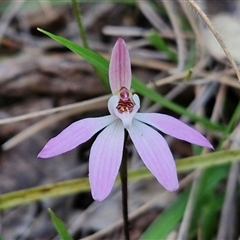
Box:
[116,87,135,113]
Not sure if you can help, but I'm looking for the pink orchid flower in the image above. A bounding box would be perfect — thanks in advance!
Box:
[38,38,213,201]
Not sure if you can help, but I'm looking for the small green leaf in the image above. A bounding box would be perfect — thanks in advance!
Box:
[48,208,73,240]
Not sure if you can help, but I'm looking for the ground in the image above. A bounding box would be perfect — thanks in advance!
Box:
[0,1,240,240]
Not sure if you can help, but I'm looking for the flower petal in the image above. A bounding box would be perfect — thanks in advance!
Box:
[128,120,179,191]
[109,38,131,94]
[89,120,124,201]
[135,113,213,149]
[38,115,116,158]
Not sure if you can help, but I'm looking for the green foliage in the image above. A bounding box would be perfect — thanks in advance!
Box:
[140,91,234,239]
[188,166,229,239]
[1,2,238,239]
[48,209,74,240]
[198,192,223,240]
[219,101,240,149]
[139,166,229,239]
[146,31,178,62]
[139,189,190,239]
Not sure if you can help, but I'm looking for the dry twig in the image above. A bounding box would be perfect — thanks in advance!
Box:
[186,0,240,82]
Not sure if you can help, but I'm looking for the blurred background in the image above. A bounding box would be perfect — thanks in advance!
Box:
[0,0,240,239]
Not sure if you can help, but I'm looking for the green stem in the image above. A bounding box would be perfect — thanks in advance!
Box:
[120,131,130,240]
[71,0,89,48]
[70,0,109,89]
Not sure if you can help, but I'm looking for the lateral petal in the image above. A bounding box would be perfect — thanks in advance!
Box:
[89,120,125,201]
[38,115,116,158]
[135,113,213,149]
[128,120,179,192]
[109,38,131,94]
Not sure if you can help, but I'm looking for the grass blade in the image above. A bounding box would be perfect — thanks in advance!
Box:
[37,28,224,131]
[0,149,240,210]
[48,208,73,240]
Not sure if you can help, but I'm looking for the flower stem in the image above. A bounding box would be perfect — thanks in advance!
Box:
[120,131,130,240]
[71,0,89,48]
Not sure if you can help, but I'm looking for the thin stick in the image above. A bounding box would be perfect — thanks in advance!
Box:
[178,0,206,66]
[216,162,239,240]
[162,1,186,72]
[0,95,109,125]
[176,169,202,240]
[186,0,240,82]
[0,0,25,43]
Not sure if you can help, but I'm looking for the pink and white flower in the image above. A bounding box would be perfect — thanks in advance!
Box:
[38,38,213,201]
